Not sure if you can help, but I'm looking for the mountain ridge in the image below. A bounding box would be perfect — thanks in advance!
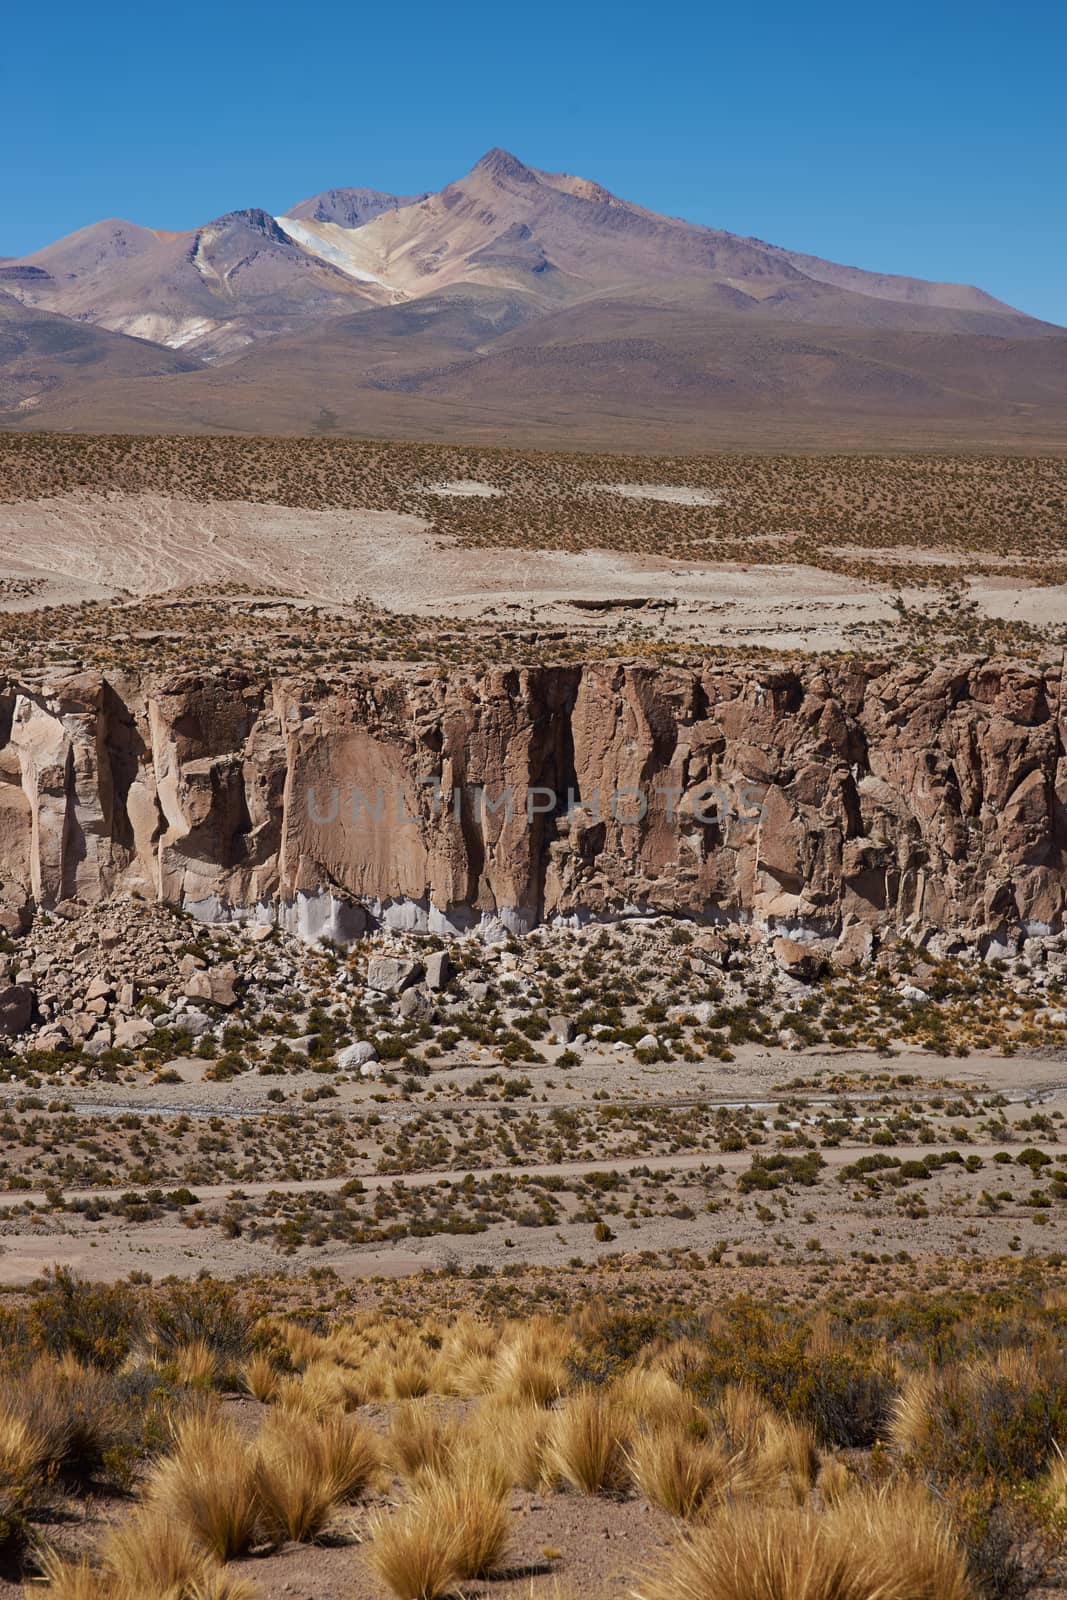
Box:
[1,148,1063,446]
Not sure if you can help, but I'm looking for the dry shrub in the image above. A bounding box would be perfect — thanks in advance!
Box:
[173,1341,219,1391]
[628,1428,741,1520]
[492,1317,571,1407]
[386,1401,460,1483]
[611,1366,700,1432]
[752,1414,819,1502]
[634,1482,973,1600]
[254,1411,378,1542]
[242,1352,280,1404]
[365,1500,459,1600]
[472,1397,550,1490]
[2,1356,124,1482]
[145,1412,258,1562]
[888,1346,1067,1480]
[410,1457,510,1579]
[815,1456,852,1506]
[543,1390,628,1495]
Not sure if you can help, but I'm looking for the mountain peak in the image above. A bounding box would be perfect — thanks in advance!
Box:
[204,208,291,244]
[469,148,539,186]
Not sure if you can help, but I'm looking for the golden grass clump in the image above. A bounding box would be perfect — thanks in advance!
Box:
[24,1551,108,1600]
[386,1400,461,1483]
[828,1480,973,1600]
[1040,1449,1067,1509]
[492,1317,571,1407]
[274,1358,362,1418]
[242,1352,280,1404]
[473,1397,551,1490]
[253,1411,379,1542]
[33,1510,257,1599]
[627,1427,742,1520]
[1,1356,123,1483]
[543,1389,629,1495]
[815,1455,853,1506]
[279,1322,329,1371]
[173,1340,220,1391]
[145,1412,258,1562]
[610,1366,700,1432]
[409,1456,511,1579]
[100,1506,223,1595]
[886,1370,937,1456]
[751,1414,820,1503]
[634,1482,973,1600]
[712,1383,772,1450]
[364,1500,459,1600]
[433,1315,501,1396]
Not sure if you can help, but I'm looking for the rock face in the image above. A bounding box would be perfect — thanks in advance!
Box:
[2,657,1066,943]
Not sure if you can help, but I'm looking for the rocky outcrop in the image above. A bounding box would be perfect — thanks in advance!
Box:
[1,656,1065,944]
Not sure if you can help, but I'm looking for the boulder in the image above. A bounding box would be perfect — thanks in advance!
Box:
[288,1033,319,1057]
[548,1014,575,1043]
[366,956,422,994]
[336,1041,378,1071]
[772,937,827,982]
[0,984,33,1036]
[113,1016,154,1048]
[183,963,237,1008]
[398,986,435,1022]
[171,1009,215,1038]
[425,951,452,991]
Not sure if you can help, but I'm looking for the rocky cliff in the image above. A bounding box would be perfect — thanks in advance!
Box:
[1,656,1063,945]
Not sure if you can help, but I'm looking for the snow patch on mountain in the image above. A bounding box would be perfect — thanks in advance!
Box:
[275,216,398,290]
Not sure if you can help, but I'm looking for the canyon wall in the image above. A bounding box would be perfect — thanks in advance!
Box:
[0,657,1064,944]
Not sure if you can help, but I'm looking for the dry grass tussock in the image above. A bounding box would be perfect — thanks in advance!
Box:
[543,1389,629,1495]
[253,1410,380,1543]
[627,1427,744,1520]
[145,1413,258,1562]
[364,1498,461,1600]
[12,1293,1067,1599]
[634,1481,973,1600]
[31,1511,256,1599]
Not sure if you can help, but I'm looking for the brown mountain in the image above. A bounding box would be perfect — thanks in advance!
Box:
[2,148,1063,447]
[0,290,202,416]
[286,185,428,228]
[5,209,389,359]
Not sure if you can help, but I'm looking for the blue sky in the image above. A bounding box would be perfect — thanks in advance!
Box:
[6,0,1066,324]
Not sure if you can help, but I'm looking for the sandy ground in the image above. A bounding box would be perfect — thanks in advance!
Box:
[587,482,721,505]
[0,1044,1060,1286]
[5,490,1062,650]
[424,479,502,497]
